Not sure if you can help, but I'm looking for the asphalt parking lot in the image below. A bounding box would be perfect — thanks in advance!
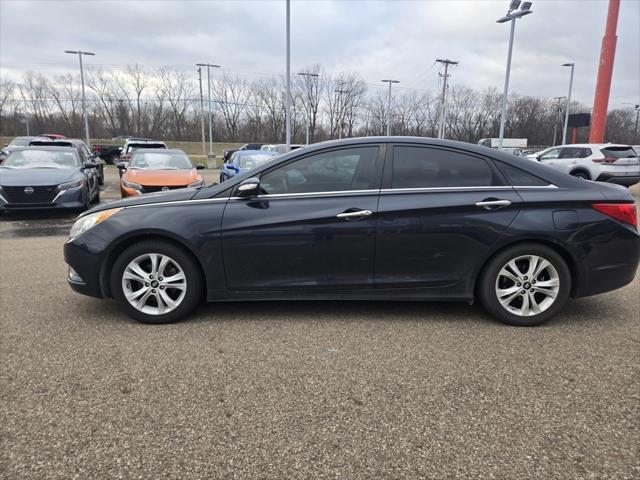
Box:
[1,169,639,479]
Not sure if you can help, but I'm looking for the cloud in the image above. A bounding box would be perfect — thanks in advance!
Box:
[1,0,638,109]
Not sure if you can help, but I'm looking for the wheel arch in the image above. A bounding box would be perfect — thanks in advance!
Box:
[569,168,591,179]
[473,238,581,299]
[99,231,207,299]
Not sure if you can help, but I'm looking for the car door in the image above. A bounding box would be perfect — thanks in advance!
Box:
[221,145,383,290]
[77,146,97,194]
[375,145,522,289]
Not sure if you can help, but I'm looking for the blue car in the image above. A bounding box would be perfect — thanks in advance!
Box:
[220,150,277,182]
[0,146,100,212]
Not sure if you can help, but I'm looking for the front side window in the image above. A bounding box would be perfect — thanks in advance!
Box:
[391,146,497,188]
[236,153,276,169]
[260,146,379,195]
[539,148,561,161]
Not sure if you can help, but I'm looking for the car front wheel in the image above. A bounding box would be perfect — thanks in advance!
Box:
[478,244,571,326]
[110,240,203,324]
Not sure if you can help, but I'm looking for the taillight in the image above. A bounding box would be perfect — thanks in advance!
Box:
[592,156,618,163]
[592,203,637,227]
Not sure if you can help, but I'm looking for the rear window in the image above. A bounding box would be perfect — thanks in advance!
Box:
[127,143,166,154]
[601,147,637,159]
[496,162,549,186]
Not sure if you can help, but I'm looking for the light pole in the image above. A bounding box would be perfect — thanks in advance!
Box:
[197,67,206,155]
[196,63,221,157]
[285,0,291,151]
[552,96,566,146]
[298,72,319,145]
[496,1,533,149]
[65,50,94,146]
[561,63,575,145]
[381,79,399,136]
[623,103,640,137]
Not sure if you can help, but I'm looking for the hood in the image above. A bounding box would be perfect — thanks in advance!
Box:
[0,167,81,186]
[124,168,199,186]
[83,187,200,216]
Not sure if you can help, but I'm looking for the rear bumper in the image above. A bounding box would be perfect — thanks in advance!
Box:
[595,172,640,186]
[574,226,640,298]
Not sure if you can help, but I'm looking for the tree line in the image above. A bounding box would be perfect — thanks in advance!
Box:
[1,64,638,146]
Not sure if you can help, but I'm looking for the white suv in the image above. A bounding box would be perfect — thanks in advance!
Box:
[527,144,640,187]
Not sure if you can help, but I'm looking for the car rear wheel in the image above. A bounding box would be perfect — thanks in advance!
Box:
[478,244,571,326]
[110,240,203,324]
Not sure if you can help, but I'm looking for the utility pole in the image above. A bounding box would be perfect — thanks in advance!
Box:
[382,79,400,136]
[65,49,95,146]
[298,72,319,145]
[285,0,292,150]
[196,63,221,159]
[334,87,347,139]
[197,67,206,156]
[436,59,458,139]
[624,103,640,137]
[561,63,575,145]
[22,93,30,136]
[552,96,566,146]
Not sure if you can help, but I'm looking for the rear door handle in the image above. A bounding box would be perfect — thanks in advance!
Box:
[475,199,512,210]
[336,209,373,219]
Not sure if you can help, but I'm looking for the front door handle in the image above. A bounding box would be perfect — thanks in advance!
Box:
[336,209,373,219]
[475,199,512,210]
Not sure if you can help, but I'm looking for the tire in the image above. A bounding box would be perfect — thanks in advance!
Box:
[110,240,203,324]
[92,185,101,204]
[478,243,571,326]
[219,174,225,183]
[98,169,104,186]
[571,171,590,180]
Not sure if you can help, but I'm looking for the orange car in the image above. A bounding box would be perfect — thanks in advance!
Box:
[119,149,205,197]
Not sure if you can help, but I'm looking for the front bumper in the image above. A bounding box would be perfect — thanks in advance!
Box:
[0,186,86,211]
[64,232,110,299]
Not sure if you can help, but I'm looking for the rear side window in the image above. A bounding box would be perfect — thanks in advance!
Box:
[496,162,549,186]
[391,146,498,188]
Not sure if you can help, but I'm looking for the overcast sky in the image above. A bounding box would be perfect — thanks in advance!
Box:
[1,0,639,109]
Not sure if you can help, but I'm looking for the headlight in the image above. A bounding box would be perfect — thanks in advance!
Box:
[122,178,142,190]
[58,178,84,190]
[188,177,205,188]
[69,208,122,239]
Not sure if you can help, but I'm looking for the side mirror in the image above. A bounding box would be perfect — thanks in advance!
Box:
[195,163,206,170]
[83,161,97,169]
[235,177,260,197]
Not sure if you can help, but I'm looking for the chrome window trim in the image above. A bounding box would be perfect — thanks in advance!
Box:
[119,184,557,210]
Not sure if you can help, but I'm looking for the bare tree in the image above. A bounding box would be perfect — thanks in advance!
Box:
[213,73,249,141]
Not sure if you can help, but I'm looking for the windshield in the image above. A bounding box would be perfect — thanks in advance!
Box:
[129,151,193,170]
[2,149,80,168]
[236,153,276,169]
[8,137,35,147]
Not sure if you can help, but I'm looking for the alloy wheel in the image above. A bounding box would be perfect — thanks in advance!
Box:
[121,253,187,315]
[495,254,560,317]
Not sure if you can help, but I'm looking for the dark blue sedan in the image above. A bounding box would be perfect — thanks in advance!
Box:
[0,146,100,212]
[64,137,639,326]
[219,150,278,182]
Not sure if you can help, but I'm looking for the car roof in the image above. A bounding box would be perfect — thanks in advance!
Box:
[235,149,275,154]
[554,143,631,148]
[131,148,185,154]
